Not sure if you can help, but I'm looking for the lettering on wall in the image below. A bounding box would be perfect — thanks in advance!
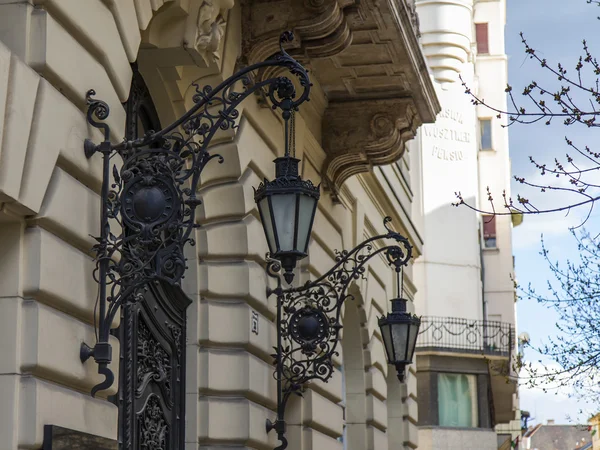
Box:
[423,126,471,143]
[432,145,464,161]
[437,108,464,124]
[422,107,472,162]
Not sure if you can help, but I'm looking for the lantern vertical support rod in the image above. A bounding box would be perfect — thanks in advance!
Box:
[98,145,109,344]
[92,141,115,395]
[80,91,115,396]
[266,258,290,450]
[284,114,290,159]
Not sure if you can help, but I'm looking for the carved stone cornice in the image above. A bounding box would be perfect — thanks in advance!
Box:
[242,0,440,195]
[322,99,420,194]
[241,0,358,64]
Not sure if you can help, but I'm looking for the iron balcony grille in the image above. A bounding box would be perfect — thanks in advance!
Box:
[416,316,515,357]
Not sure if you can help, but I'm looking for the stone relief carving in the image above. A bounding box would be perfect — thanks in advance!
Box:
[195,0,235,65]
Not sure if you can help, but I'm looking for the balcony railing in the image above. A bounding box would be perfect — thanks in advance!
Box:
[416,316,515,357]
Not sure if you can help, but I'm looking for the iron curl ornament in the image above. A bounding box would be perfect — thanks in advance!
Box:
[265,217,413,450]
[80,31,312,397]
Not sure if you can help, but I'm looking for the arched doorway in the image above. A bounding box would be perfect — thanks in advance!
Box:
[339,287,368,450]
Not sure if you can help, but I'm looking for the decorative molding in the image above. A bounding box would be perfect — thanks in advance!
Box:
[415,0,474,82]
[322,99,420,195]
[241,0,357,64]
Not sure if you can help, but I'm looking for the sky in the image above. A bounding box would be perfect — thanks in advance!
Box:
[505,0,600,425]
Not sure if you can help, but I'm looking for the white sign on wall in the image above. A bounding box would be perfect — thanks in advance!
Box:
[417,81,483,321]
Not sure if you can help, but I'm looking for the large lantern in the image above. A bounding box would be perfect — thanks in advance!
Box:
[254,156,320,284]
[379,298,421,382]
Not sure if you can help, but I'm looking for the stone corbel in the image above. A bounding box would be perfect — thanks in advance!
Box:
[241,0,358,64]
[322,99,420,196]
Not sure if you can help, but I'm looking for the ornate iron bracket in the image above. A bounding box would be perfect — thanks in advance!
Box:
[265,217,412,450]
[81,32,311,397]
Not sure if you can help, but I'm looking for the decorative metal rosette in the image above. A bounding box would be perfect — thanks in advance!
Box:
[288,305,330,352]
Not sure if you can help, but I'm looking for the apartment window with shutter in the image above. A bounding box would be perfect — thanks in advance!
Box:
[475,23,489,54]
[483,215,497,248]
[479,119,493,150]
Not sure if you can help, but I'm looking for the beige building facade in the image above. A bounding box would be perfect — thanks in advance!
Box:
[0,1,443,450]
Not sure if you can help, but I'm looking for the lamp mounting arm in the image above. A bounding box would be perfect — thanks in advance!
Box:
[81,31,311,397]
[266,216,412,450]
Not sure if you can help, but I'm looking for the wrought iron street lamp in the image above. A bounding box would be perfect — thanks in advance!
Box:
[260,216,421,450]
[379,297,421,382]
[254,156,320,284]
[254,72,320,285]
[80,32,311,397]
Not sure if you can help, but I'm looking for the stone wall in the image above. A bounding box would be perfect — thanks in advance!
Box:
[0,1,423,449]
[419,427,498,450]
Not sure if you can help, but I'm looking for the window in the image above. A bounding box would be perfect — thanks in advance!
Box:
[475,23,489,54]
[479,119,492,150]
[483,215,497,248]
[438,373,478,427]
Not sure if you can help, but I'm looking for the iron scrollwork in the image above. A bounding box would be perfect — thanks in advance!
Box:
[136,318,172,402]
[416,316,514,357]
[266,217,412,450]
[81,31,312,397]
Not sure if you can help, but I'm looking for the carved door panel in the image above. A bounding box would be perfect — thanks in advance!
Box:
[116,66,191,450]
[118,282,190,450]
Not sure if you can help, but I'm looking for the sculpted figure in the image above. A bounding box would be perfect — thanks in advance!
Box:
[195,0,235,64]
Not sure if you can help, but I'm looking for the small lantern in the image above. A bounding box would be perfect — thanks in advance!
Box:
[254,156,320,284]
[378,298,421,382]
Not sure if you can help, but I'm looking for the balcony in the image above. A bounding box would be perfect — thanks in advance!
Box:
[416,316,515,358]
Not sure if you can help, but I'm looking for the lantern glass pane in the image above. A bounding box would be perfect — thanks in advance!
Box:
[391,323,409,362]
[271,193,298,252]
[380,322,394,363]
[296,194,317,253]
[408,322,419,361]
[259,197,278,253]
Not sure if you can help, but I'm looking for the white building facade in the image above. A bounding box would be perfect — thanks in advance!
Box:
[412,0,521,449]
